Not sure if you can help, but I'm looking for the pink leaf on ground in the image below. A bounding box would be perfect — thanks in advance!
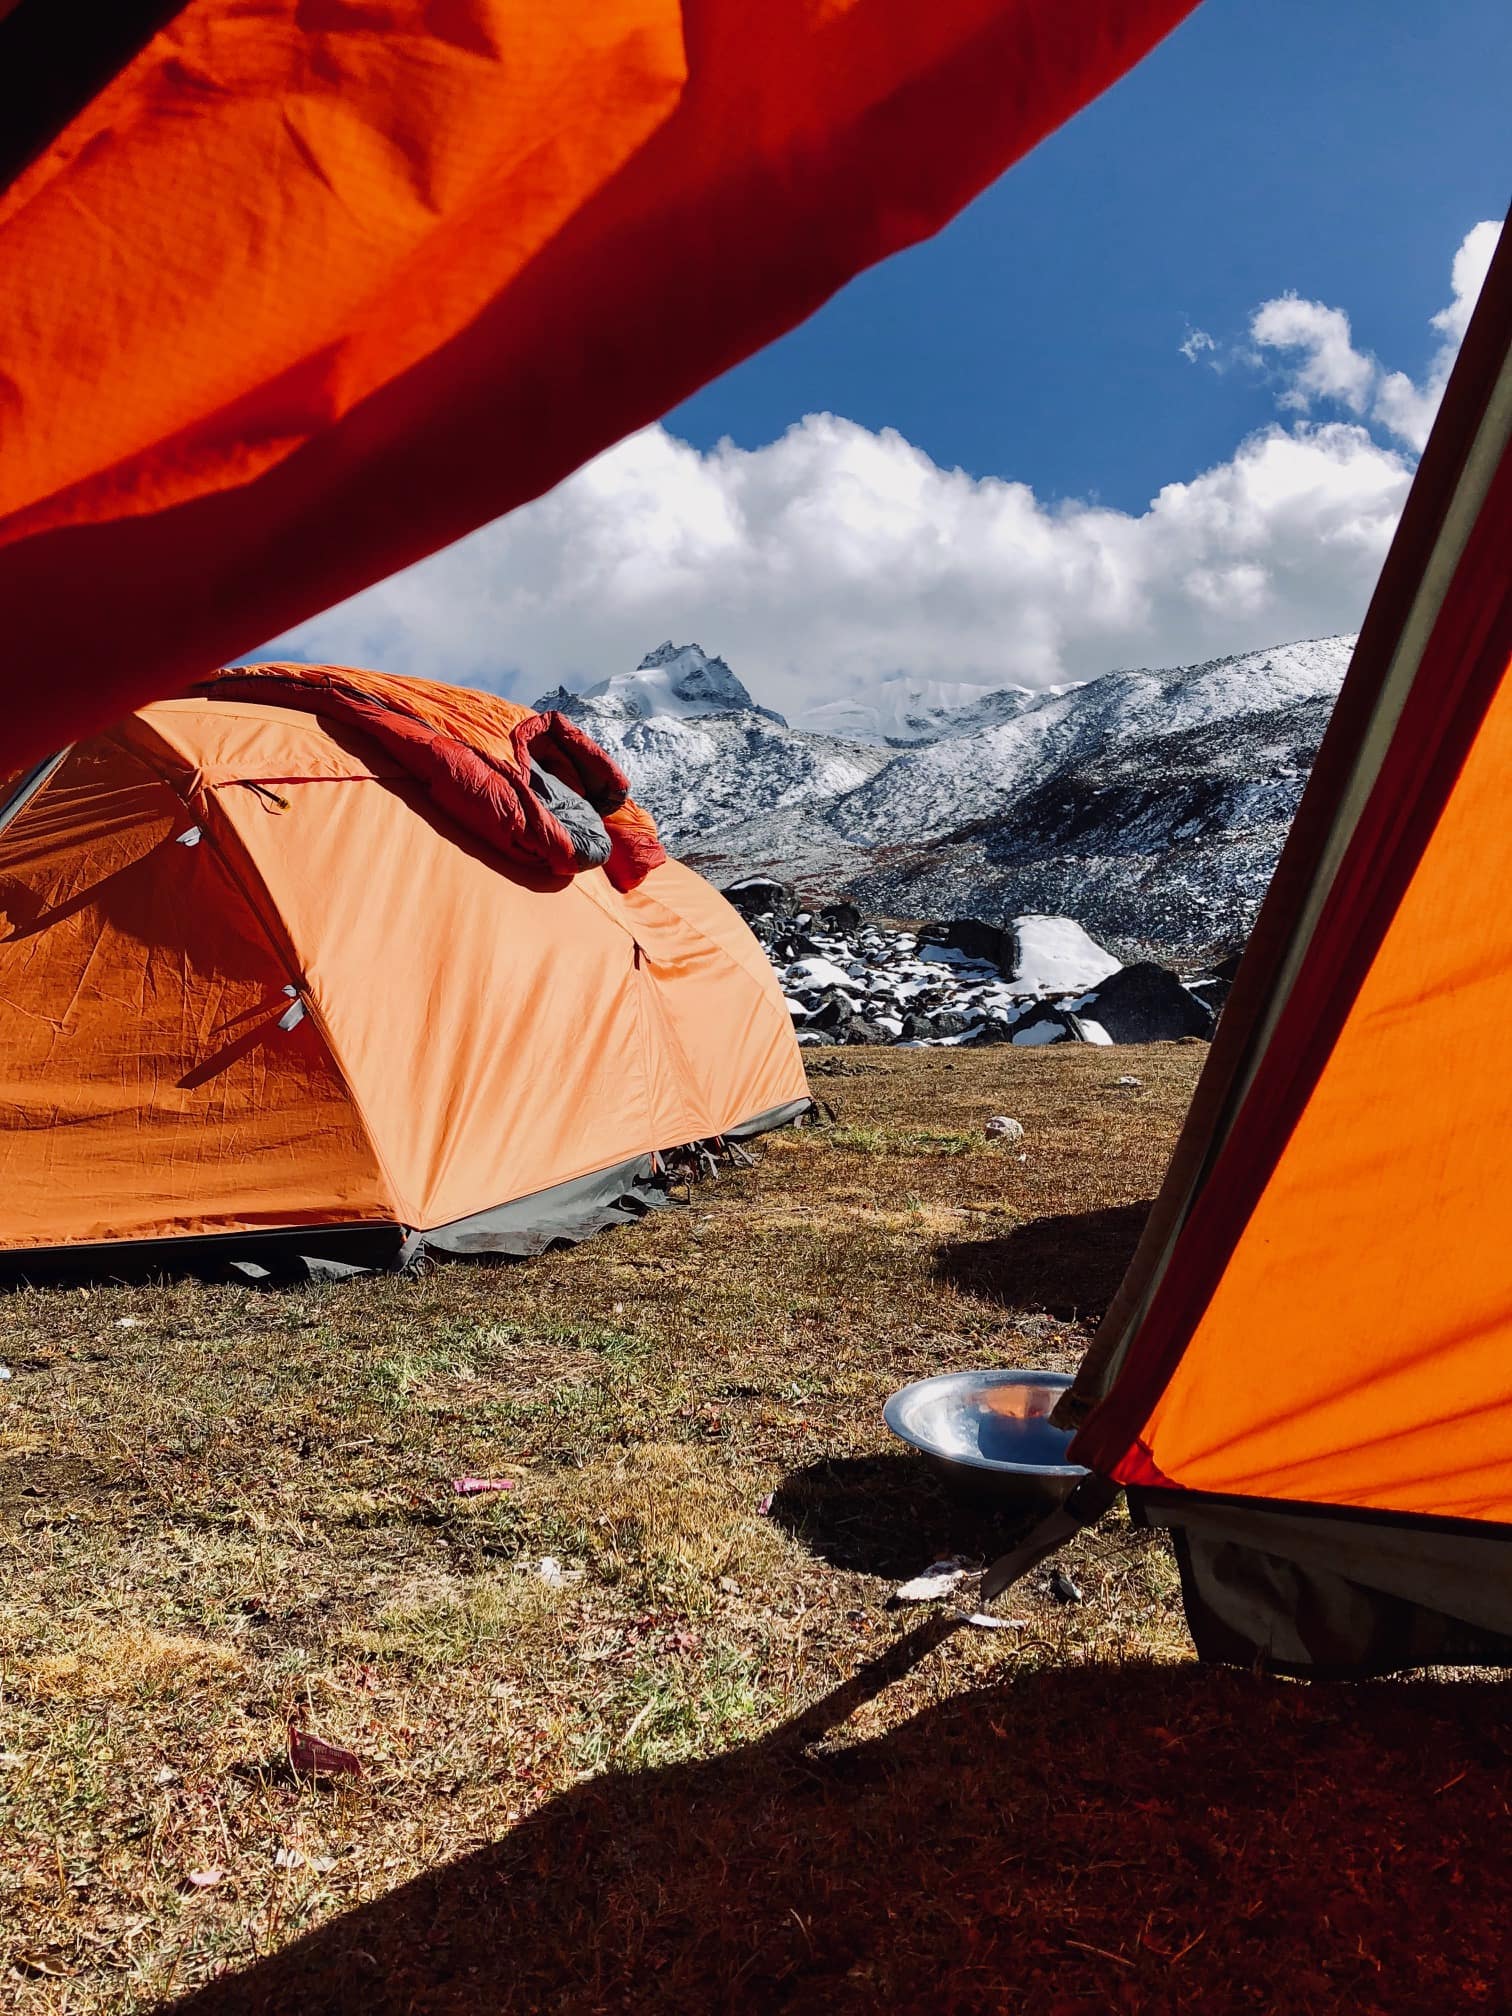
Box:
[289,1728,364,1777]
[451,1476,517,1496]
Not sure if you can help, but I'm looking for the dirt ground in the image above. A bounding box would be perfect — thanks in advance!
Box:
[3,1043,1508,2014]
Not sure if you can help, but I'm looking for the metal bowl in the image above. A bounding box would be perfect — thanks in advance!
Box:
[883,1369,1089,1508]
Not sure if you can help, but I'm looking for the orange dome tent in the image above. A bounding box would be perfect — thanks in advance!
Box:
[0,668,809,1277]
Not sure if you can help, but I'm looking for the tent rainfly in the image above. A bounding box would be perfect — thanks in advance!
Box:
[0,0,1198,777]
[984,218,1512,1678]
[0,667,810,1277]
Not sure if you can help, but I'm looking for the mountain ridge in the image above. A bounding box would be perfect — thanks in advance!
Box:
[539,635,1356,959]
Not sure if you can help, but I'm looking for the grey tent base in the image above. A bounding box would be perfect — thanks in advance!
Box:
[415,1152,674,1263]
[1134,1488,1512,1679]
[975,1476,1512,1679]
[0,1098,814,1287]
[415,1097,813,1263]
[718,1097,812,1142]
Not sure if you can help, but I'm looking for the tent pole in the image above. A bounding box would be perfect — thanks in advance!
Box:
[979,1475,1119,1605]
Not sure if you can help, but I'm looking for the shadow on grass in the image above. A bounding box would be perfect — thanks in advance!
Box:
[935,1201,1152,1320]
[161,1642,1512,2016]
[766,1452,1036,1580]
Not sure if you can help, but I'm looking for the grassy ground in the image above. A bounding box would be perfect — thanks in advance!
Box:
[2,1044,1509,2014]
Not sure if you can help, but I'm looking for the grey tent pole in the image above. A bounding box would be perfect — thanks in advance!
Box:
[979,1474,1119,1604]
[0,748,69,838]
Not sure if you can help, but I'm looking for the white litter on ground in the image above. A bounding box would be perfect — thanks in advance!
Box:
[530,1557,584,1588]
[894,1558,973,1603]
[894,1559,1027,1630]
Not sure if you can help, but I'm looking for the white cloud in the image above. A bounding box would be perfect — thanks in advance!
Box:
[1252,220,1501,452]
[271,221,1496,724]
[1432,218,1501,345]
[1250,296,1376,414]
[1179,325,1217,364]
[279,415,1409,724]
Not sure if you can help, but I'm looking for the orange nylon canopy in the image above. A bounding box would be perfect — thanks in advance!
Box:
[0,0,1197,776]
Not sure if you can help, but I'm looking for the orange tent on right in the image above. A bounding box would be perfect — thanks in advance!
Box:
[1012,215,1512,1678]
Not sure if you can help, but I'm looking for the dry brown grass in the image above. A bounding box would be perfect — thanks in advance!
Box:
[2,1044,1508,2014]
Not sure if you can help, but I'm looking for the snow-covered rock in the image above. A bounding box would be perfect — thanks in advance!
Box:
[1012,1017,1070,1048]
[785,956,860,994]
[1073,1018,1115,1047]
[1005,917,1121,996]
[748,896,1206,1051]
[723,874,795,916]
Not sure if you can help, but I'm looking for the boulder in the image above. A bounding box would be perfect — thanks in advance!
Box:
[723,875,796,918]
[819,901,862,931]
[975,1018,1018,1046]
[943,918,1012,971]
[1187,977,1230,1016]
[1081,962,1215,1044]
[1009,1007,1080,1047]
[785,955,857,993]
[808,989,856,1032]
[843,1017,891,1046]
[1188,948,1243,1018]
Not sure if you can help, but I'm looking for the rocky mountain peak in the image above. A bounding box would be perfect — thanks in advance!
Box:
[542,642,787,726]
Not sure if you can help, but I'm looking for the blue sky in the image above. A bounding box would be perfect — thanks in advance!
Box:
[279,0,1507,720]
[668,0,1509,514]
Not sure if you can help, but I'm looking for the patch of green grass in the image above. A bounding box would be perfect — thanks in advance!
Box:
[572,1644,772,1776]
[829,1124,991,1157]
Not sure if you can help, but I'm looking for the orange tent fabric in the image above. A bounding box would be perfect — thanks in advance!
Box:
[0,673,808,1264]
[0,0,1197,778]
[1066,222,1512,1528]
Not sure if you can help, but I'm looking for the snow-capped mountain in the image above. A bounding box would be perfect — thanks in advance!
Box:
[535,642,888,847]
[799,674,1087,746]
[540,635,1357,958]
[542,640,788,725]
